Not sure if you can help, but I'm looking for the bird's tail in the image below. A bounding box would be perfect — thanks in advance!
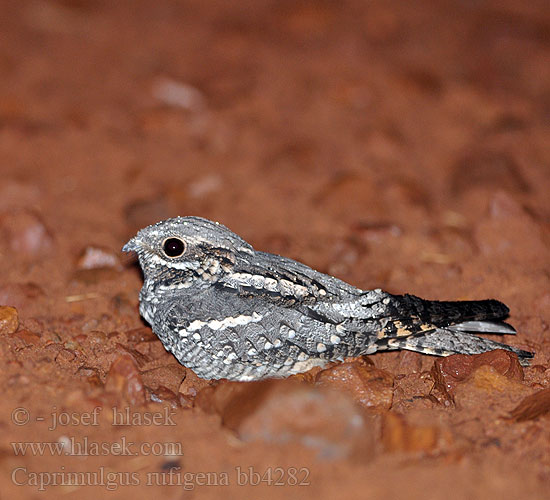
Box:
[376,327,534,366]
[375,294,534,365]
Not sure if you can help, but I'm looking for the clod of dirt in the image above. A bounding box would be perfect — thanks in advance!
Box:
[381,412,453,454]
[77,366,103,387]
[453,365,529,410]
[315,360,394,410]
[140,364,187,394]
[0,209,53,257]
[105,353,146,406]
[509,388,550,422]
[196,378,376,461]
[13,329,41,346]
[148,385,180,407]
[76,245,123,270]
[55,348,78,369]
[0,305,19,334]
[431,349,524,399]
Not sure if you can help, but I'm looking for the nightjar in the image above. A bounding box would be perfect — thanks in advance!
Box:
[123,216,533,381]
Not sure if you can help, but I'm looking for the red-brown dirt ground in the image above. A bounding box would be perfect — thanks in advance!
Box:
[0,0,549,498]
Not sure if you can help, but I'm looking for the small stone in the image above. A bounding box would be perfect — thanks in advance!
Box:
[0,306,19,334]
[13,329,41,346]
[431,349,524,400]
[0,210,53,257]
[149,385,179,407]
[178,393,194,409]
[55,348,77,367]
[77,367,103,387]
[105,353,146,406]
[453,365,529,410]
[391,372,439,413]
[87,330,107,346]
[76,245,122,270]
[115,343,150,368]
[509,388,550,422]
[198,379,375,461]
[315,361,394,410]
[141,364,187,394]
[8,374,31,386]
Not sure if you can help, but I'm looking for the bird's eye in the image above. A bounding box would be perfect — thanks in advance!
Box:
[162,238,186,258]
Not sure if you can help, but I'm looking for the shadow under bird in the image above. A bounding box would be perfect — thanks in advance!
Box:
[123,216,533,381]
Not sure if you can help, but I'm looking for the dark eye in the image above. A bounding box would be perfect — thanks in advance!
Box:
[162,238,186,258]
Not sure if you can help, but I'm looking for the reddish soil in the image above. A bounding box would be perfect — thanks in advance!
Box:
[1,0,549,498]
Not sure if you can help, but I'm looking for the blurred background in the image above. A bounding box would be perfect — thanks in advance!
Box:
[0,0,549,498]
[1,0,548,292]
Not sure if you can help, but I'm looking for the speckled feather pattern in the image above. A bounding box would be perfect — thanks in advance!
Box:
[123,217,533,381]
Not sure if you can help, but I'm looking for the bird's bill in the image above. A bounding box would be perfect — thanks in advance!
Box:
[122,237,140,253]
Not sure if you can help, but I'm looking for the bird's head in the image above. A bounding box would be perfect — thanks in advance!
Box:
[122,216,253,281]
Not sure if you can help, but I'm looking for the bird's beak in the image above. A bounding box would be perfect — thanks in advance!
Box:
[122,237,141,253]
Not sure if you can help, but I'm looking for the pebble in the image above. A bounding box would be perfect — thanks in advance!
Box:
[149,385,180,407]
[140,364,187,394]
[55,348,77,368]
[13,329,41,346]
[509,388,550,422]
[431,349,524,400]
[453,365,529,410]
[77,366,103,387]
[76,245,122,270]
[105,353,146,406]
[197,379,376,461]
[0,209,53,257]
[0,305,19,334]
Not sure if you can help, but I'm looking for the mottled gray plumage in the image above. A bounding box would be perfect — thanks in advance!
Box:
[123,216,533,381]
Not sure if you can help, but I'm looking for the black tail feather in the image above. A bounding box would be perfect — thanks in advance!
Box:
[396,294,511,327]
